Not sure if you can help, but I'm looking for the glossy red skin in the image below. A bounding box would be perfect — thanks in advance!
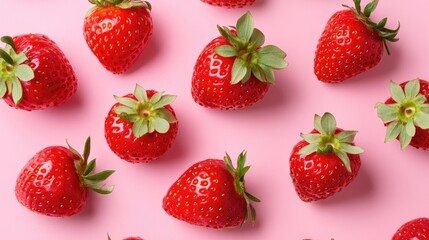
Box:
[83,6,153,74]
[163,159,247,229]
[15,146,87,217]
[314,10,384,83]
[392,218,429,240]
[105,90,178,163]
[3,34,77,111]
[200,0,255,8]
[192,36,270,110]
[384,79,429,150]
[290,129,361,202]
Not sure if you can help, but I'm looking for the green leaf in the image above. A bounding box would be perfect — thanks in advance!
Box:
[133,118,148,138]
[115,96,138,108]
[354,0,362,13]
[83,137,91,161]
[248,28,265,49]
[251,66,266,83]
[83,159,96,176]
[298,143,319,156]
[390,81,405,103]
[245,192,261,202]
[375,18,388,29]
[148,119,155,133]
[375,103,399,123]
[119,113,139,123]
[421,104,429,113]
[215,45,237,57]
[385,121,401,142]
[340,143,364,154]
[415,95,427,105]
[259,64,275,84]
[405,120,416,137]
[333,150,352,172]
[113,105,135,115]
[241,65,252,83]
[414,111,429,129]
[15,53,28,65]
[231,58,249,84]
[259,54,287,69]
[85,170,115,181]
[0,48,14,65]
[67,140,83,160]
[236,11,254,43]
[14,64,34,81]
[11,79,23,104]
[149,92,163,104]
[399,127,412,149]
[89,185,114,194]
[134,84,148,102]
[217,25,241,46]
[314,114,323,134]
[0,81,6,98]
[321,112,336,135]
[258,45,286,59]
[404,79,420,99]
[152,95,177,109]
[1,36,16,51]
[336,131,358,143]
[224,153,235,175]
[363,0,378,18]
[300,133,321,143]
[153,117,170,133]
[156,108,177,123]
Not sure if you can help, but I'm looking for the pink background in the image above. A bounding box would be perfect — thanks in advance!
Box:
[1,0,428,239]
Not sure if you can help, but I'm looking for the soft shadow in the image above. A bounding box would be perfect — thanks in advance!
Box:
[71,191,100,219]
[148,130,190,167]
[251,0,268,8]
[43,87,85,114]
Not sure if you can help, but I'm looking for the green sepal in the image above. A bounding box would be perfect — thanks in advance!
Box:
[375,79,429,149]
[113,84,177,138]
[86,0,151,16]
[68,137,115,194]
[298,112,364,173]
[214,11,287,85]
[223,151,260,226]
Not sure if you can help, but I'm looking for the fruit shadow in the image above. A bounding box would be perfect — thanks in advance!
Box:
[315,164,375,206]
[252,0,268,8]
[43,86,85,114]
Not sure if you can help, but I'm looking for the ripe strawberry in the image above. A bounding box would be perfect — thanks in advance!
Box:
[83,0,153,74]
[0,34,77,110]
[314,0,400,83]
[392,218,429,240]
[15,137,114,217]
[163,152,260,229]
[200,0,255,8]
[290,112,363,202]
[376,79,429,150]
[191,11,287,110]
[105,84,178,163]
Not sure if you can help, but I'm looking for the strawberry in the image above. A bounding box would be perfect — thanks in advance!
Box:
[105,84,178,163]
[200,0,255,8]
[376,79,429,150]
[83,0,153,74]
[290,112,363,202]
[15,137,114,217]
[0,34,77,111]
[314,0,400,83]
[191,11,287,110]
[163,151,260,229]
[392,218,429,240]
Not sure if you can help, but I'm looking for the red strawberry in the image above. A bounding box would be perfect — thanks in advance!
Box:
[191,11,287,110]
[163,152,260,229]
[392,218,429,240]
[314,0,400,83]
[0,34,77,110]
[105,84,178,163]
[376,79,429,150]
[200,0,255,8]
[15,137,114,217]
[290,112,363,202]
[83,0,153,74]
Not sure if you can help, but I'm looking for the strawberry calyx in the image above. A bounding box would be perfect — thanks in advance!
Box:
[214,11,287,85]
[113,84,177,138]
[375,79,429,149]
[343,0,400,55]
[67,137,115,194]
[87,0,151,16]
[298,112,364,172]
[224,151,260,225]
[0,36,35,105]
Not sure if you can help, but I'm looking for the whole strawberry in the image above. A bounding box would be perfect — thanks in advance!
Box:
[105,84,178,163]
[376,79,429,150]
[163,151,260,229]
[314,0,400,83]
[15,137,114,217]
[83,0,153,74]
[392,218,429,240]
[192,11,287,110]
[0,34,77,110]
[290,112,363,202]
[200,0,255,8]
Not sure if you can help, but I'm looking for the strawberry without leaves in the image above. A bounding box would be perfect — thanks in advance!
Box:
[105,84,178,163]
[84,0,153,74]
[192,11,287,110]
[0,34,77,110]
[15,137,114,217]
[376,79,429,150]
[314,0,399,83]
[290,113,363,202]
[392,218,429,240]
[163,152,260,229]
[200,0,255,8]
